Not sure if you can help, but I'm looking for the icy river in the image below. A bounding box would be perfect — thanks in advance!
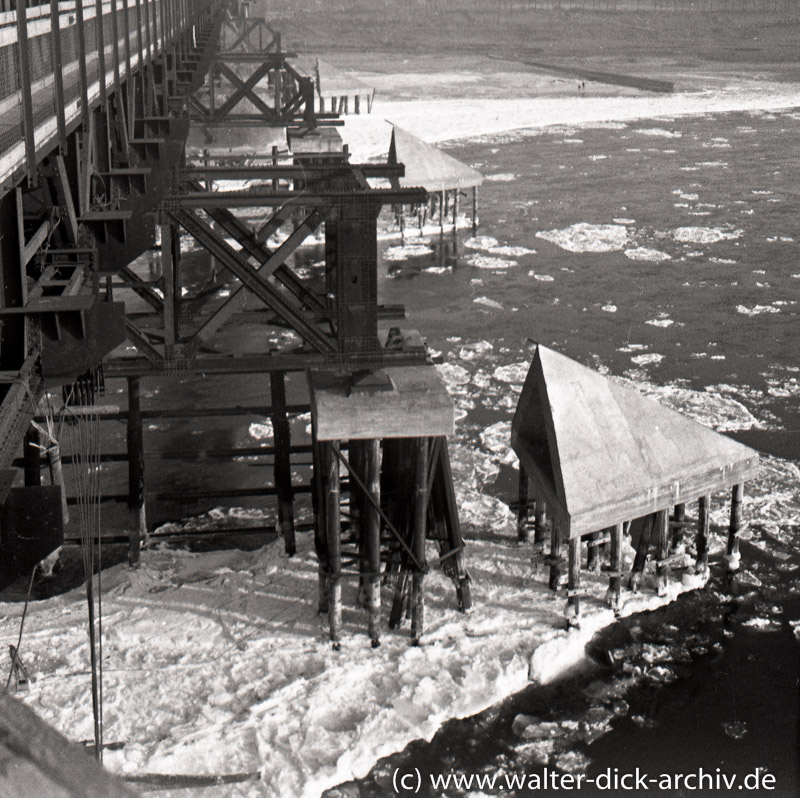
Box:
[0,75,798,798]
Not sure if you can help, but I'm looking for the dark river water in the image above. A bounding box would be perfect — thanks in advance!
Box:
[316,108,800,797]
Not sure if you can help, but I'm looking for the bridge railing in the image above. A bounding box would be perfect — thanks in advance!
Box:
[0,0,203,192]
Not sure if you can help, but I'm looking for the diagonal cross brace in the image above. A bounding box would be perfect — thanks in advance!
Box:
[170,208,336,353]
[213,61,275,121]
[118,266,165,314]
[198,199,325,312]
[125,318,166,363]
[185,207,328,354]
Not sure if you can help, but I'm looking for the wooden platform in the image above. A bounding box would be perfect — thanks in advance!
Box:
[308,365,454,441]
[511,344,760,539]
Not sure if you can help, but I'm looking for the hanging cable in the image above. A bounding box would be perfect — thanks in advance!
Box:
[65,383,104,762]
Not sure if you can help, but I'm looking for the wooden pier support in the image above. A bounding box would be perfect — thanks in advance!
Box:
[607,522,624,610]
[364,439,381,647]
[549,522,565,590]
[586,529,605,572]
[655,509,670,596]
[566,537,581,625]
[517,465,529,542]
[696,495,710,574]
[630,513,655,592]
[533,500,547,550]
[411,437,428,644]
[472,186,479,232]
[727,482,743,572]
[671,502,686,553]
[324,441,342,648]
[270,371,295,556]
[126,376,146,567]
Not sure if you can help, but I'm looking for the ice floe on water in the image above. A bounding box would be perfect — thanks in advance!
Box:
[248,420,274,440]
[383,243,435,261]
[474,296,504,309]
[634,128,682,137]
[646,317,674,328]
[630,353,664,366]
[493,362,530,385]
[529,272,554,281]
[673,226,742,244]
[464,236,535,259]
[617,378,762,431]
[484,173,518,182]
[624,247,671,262]
[601,304,617,313]
[468,254,517,270]
[613,218,636,225]
[536,223,629,253]
[736,303,781,316]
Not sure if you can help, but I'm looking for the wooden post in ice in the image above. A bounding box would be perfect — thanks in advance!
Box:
[312,438,329,614]
[696,495,710,574]
[126,376,146,567]
[452,190,459,230]
[517,465,529,542]
[655,509,670,596]
[549,521,564,590]
[587,529,604,572]
[534,499,547,551]
[365,439,381,646]
[607,521,624,610]
[270,371,295,556]
[727,483,743,573]
[630,513,655,593]
[566,537,581,626]
[411,437,428,644]
[439,189,445,234]
[325,441,342,648]
[472,186,479,232]
[671,502,686,551]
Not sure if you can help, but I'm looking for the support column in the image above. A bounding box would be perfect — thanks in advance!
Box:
[517,465,529,542]
[160,222,178,358]
[533,499,547,551]
[671,502,686,552]
[472,186,479,232]
[324,442,342,648]
[127,376,146,566]
[411,437,428,644]
[607,522,624,610]
[452,190,459,230]
[630,513,655,592]
[270,371,295,556]
[587,529,604,572]
[696,495,709,574]
[655,509,670,596]
[364,439,381,647]
[727,483,743,572]
[566,537,581,626]
[549,521,564,590]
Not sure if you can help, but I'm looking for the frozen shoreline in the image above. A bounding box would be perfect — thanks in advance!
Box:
[341,79,800,160]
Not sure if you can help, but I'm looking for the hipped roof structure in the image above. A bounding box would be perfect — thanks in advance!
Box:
[388,125,483,192]
[511,345,760,539]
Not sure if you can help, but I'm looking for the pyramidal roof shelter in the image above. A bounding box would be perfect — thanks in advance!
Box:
[511,344,760,540]
[388,126,483,192]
